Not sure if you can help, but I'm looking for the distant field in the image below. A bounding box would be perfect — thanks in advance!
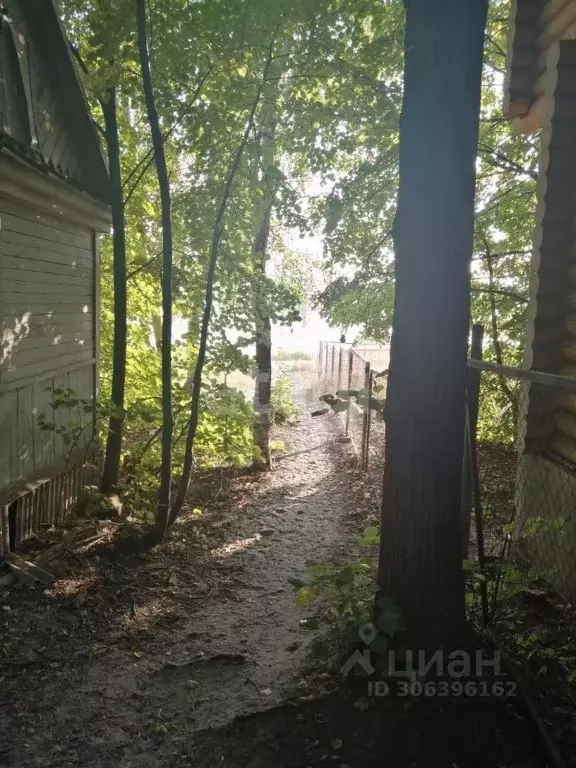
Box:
[352,346,390,374]
[273,349,313,361]
[222,358,315,400]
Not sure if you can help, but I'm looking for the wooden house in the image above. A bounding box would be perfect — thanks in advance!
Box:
[0,0,110,553]
[505,0,576,592]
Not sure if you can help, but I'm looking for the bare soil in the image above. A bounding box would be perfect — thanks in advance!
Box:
[0,382,376,767]
[0,388,547,767]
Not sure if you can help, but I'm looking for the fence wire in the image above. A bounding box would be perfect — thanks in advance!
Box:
[320,335,576,759]
[317,341,388,497]
[465,359,576,762]
[468,366,576,615]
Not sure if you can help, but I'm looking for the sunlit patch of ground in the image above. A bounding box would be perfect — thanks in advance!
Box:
[211,533,262,558]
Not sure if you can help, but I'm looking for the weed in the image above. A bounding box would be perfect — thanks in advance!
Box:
[274,349,313,361]
[270,371,299,424]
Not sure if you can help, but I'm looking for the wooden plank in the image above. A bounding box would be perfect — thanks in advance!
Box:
[32,376,55,472]
[0,211,92,252]
[2,330,94,356]
[2,318,93,340]
[1,265,92,287]
[550,432,576,463]
[554,408,576,439]
[49,124,74,175]
[0,389,17,487]
[0,153,111,232]
[557,389,576,412]
[75,365,96,446]
[4,339,95,370]
[40,117,66,166]
[541,0,574,24]
[16,385,34,479]
[467,358,576,392]
[52,369,70,467]
[539,0,576,48]
[2,350,95,386]
[0,358,96,393]
[1,279,92,297]
[0,230,93,265]
[0,196,94,238]
[1,292,92,307]
[68,369,87,452]
[0,253,91,280]
[2,314,93,332]
[2,300,93,315]
[33,83,56,143]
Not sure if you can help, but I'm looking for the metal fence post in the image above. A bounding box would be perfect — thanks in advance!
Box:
[461,323,484,558]
[318,342,323,378]
[331,344,335,382]
[364,368,373,470]
[337,346,343,392]
[361,360,370,468]
[345,350,353,435]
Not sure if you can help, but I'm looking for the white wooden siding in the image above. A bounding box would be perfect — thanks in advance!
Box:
[0,197,97,492]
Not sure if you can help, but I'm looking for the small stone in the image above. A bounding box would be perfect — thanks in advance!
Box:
[259,528,275,537]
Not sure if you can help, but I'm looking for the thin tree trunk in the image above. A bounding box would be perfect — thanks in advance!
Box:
[169,39,277,525]
[136,0,173,537]
[253,204,273,467]
[377,0,488,646]
[485,245,519,427]
[100,86,127,494]
[252,107,278,467]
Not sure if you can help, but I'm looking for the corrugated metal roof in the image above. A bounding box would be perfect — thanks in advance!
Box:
[0,0,110,205]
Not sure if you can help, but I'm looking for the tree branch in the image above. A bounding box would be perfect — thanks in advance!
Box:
[482,235,519,425]
[477,144,538,182]
[136,0,174,535]
[472,249,530,262]
[169,26,280,524]
[471,286,528,303]
[123,64,213,204]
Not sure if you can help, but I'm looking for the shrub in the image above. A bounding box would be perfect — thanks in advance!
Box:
[270,372,299,424]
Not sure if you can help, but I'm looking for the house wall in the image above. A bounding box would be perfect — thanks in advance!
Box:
[507,0,576,130]
[515,40,576,594]
[0,188,99,498]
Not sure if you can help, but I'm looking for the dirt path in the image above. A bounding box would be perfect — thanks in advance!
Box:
[0,375,375,767]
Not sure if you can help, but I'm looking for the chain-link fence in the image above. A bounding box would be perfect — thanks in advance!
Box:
[464,342,576,622]
[463,337,576,761]
[319,332,576,759]
[317,341,388,495]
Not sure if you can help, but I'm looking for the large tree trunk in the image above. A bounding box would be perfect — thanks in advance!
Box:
[377,0,488,646]
[136,0,173,537]
[100,86,127,494]
[252,204,273,467]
